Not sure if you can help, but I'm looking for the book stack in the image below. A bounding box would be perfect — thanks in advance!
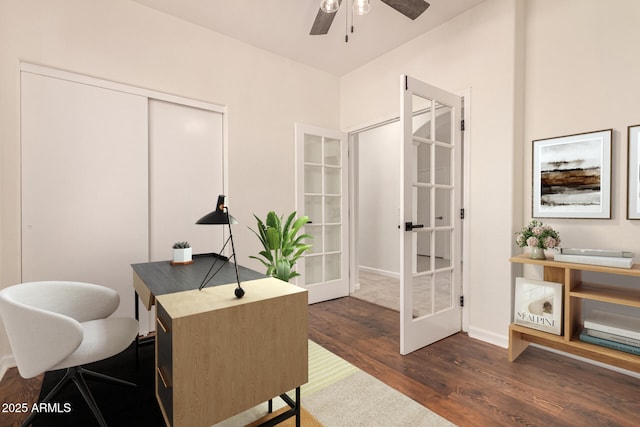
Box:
[580,310,640,356]
[554,248,635,269]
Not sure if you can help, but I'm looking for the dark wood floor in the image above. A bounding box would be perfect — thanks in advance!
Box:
[2,296,639,426]
[309,297,640,427]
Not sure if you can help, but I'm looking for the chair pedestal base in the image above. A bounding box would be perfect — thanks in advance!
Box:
[22,366,136,427]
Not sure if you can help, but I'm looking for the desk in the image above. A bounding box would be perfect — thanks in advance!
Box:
[132,254,266,310]
[132,257,308,427]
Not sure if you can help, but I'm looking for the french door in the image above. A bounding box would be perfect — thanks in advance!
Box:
[400,75,462,355]
[295,123,349,303]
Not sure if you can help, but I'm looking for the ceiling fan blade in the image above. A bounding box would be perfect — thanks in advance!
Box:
[309,0,343,35]
[380,0,430,20]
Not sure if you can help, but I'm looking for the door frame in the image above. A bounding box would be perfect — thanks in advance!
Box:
[347,88,471,333]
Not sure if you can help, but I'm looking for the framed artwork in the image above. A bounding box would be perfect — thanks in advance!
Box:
[514,277,563,335]
[627,125,640,219]
[532,129,612,219]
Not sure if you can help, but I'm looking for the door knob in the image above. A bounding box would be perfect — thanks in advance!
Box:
[405,222,424,231]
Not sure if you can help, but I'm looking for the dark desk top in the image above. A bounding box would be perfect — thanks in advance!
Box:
[132,254,265,298]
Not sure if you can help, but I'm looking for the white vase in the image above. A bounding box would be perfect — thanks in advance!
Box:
[529,246,546,260]
[172,247,192,263]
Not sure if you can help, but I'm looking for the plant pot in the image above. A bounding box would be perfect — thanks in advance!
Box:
[172,247,193,264]
[529,247,546,260]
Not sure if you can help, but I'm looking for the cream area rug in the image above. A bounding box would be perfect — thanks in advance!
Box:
[214,340,456,427]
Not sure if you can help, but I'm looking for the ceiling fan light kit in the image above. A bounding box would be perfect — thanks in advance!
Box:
[353,0,371,16]
[320,0,340,13]
[311,0,430,36]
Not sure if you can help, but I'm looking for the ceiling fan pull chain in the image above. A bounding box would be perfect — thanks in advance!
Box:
[345,0,349,42]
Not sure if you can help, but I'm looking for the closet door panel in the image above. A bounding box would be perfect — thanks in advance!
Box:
[148,100,224,261]
[21,72,148,317]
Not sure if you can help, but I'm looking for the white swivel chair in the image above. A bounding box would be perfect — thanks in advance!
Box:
[0,281,139,427]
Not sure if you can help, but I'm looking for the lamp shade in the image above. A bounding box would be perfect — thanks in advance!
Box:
[196,195,238,225]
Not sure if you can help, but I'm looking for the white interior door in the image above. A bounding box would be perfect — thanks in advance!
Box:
[148,99,224,261]
[400,75,462,355]
[21,72,149,318]
[295,123,349,304]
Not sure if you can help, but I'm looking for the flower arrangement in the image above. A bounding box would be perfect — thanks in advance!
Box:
[515,220,561,249]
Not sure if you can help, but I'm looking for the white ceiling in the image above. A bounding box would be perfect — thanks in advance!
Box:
[131,0,486,76]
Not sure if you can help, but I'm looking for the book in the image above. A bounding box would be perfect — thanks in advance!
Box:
[553,253,634,269]
[513,277,562,335]
[583,310,640,341]
[585,328,640,348]
[560,248,634,258]
[579,331,640,356]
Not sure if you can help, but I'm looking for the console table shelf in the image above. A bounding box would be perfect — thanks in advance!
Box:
[509,253,640,373]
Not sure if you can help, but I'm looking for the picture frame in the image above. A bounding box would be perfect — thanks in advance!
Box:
[532,129,612,219]
[627,124,640,219]
[514,277,563,335]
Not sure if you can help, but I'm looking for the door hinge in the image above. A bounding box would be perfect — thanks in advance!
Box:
[461,120,465,131]
[459,295,464,307]
[460,208,465,220]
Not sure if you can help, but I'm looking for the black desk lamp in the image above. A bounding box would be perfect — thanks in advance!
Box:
[196,195,244,298]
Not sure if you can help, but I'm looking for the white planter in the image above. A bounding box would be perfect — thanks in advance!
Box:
[172,247,192,264]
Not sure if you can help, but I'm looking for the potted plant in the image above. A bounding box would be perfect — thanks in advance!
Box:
[249,211,312,282]
[515,220,561,259]
[171,241,193,264]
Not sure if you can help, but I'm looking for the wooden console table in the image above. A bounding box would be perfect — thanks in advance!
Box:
[132,259,308,427]
[509,253,640,373]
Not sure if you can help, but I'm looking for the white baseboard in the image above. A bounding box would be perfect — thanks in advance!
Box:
[0,354,16,382]
[467,326,509,349]
[358,266,400,280]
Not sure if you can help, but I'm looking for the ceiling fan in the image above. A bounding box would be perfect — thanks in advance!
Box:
[310,0,431,35]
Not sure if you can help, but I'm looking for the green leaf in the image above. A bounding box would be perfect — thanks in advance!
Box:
[275,259,291,282]
[266,227,280,250]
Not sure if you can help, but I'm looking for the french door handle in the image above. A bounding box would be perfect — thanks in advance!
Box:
[405,222,424,231]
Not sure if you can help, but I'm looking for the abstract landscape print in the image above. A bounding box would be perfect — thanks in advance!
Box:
[533,129,612,218]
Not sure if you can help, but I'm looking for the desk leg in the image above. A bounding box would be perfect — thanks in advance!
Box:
[134,292,139,367]
[258,387,300,427]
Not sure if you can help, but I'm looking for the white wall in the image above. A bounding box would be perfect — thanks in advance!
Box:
[341,0,522,346]
[0,0,339,369]
[523,0,640,255]
[357,122,401,277]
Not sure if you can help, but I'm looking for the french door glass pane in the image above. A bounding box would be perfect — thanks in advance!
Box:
[413,186,431,229]
[325,196,341,224]
[305,134,322,164]
[434,102,452,144]
[435,146,451,185]
[325,253,341,281]
[434,271,453,312]
[305,255,323,285]
[305,165,322,193]
[324,138,341,166]
[324,167,341,194]
[325,225,341,252]
[412,274,433,319]
[305,195,322,224]
[306,224,323,254]
[416,142,431,184]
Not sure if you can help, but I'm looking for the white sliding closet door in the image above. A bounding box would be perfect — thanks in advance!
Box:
[21,72,149,318]
[148,100,224,261]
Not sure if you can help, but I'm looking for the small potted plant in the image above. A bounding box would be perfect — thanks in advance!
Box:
[515,219,561,259]
[171,241,193,265]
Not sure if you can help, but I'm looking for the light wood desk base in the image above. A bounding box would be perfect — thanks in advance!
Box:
[154,278,308,427]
